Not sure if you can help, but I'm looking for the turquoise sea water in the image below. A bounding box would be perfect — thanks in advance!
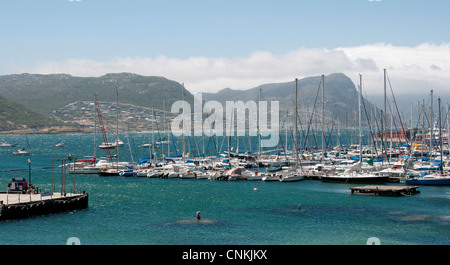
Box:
[0,133,449,245]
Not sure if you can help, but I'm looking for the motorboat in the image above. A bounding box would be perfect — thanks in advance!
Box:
[262,174,281,181]
[13,148,30,156]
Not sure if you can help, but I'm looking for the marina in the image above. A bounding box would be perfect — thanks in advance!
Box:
[0,132,449,245]
[1,76,450,244]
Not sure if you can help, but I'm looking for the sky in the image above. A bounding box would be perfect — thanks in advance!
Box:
[1,0,450,100]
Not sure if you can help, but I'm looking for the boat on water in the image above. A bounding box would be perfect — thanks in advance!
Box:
[161,164,180,178]
[13,148,30,156]
[98,161,133,176]
[243,170,264,181]
[321,162,389,183]
[279,170,304,182]
[321,171,389,183]
[179,169,196,179]
[262,174,281,181]
[99,168,121,176]
[223,167,247,181]
[146,169,163,178]
[67,158,100,174]
[379,163,406,178]
[99,139,124,149]
[119,169,137,177]
[405,172,450,186]
[138,143,160,148]
[0,142,17,147]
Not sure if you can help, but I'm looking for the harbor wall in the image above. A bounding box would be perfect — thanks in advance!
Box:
[0,193,88,221]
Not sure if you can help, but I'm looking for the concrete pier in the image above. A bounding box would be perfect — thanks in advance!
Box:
[0,192,88,221]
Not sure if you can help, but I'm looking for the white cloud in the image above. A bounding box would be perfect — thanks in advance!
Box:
[20,43,450,97]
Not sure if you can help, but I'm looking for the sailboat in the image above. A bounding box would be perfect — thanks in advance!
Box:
[405,171,450,186]
[13,134,31,156]
[321,74,388,184]
[279,169,304,182]
[406,97,450,186]
[69,94,100,174]
[321,162,388,183]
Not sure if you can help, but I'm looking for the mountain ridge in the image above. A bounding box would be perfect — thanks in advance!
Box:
[202,73,376,125]
[0,72,376,133]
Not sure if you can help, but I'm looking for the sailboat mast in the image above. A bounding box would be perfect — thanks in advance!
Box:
[321,74,325,162]
[438,97,443,173]
[258,88,262,156]
[116,87,119,169]
[294,78,299,169]
[152,108,155,164]
[384,69,387,152]
[182,83,186,163]
[359,74,363,164]
[94,94,97,161]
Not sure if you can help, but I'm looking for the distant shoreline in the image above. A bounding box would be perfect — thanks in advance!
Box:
[0,126,174,135]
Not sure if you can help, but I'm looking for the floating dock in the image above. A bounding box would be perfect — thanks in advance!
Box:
[350,185,420,197]
[0,192,88,221]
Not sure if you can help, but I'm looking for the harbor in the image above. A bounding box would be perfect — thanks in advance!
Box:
[0,132,449,245]
[0,76,449,244]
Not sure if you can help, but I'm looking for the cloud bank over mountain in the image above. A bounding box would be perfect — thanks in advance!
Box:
[17,42,450,97]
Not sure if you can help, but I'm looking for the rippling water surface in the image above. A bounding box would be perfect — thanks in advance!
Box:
[0,133,449,245]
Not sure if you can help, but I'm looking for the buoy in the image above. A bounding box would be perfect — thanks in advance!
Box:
[253,188,258,191]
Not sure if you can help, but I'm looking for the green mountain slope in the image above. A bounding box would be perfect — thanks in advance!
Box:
[0,73,193,115]
[0,94,61,131]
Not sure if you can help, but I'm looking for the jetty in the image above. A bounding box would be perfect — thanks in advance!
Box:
[0,157,89,221]
[350,185,420,197]
[0,191,88,221]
